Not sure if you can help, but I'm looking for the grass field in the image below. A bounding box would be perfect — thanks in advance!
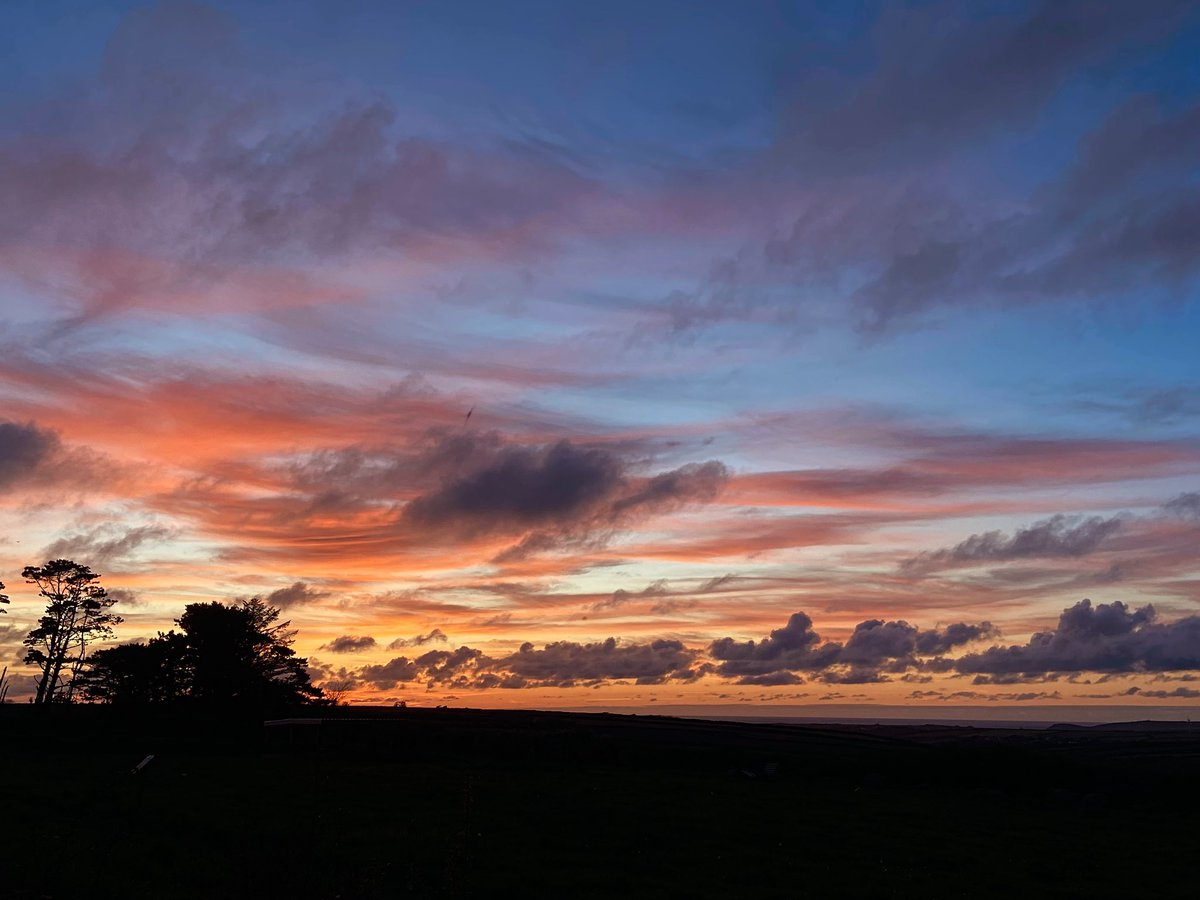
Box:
[5,706,1198,898]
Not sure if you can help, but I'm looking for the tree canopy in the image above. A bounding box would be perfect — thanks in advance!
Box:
[80,598,323,707]
[22,560,121,704]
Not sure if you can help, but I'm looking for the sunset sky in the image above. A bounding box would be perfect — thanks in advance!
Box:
[1,0,1198,712]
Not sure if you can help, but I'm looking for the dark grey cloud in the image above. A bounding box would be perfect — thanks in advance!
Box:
[0,421,58,490]
[698,573,737,592]
[387,628,449,650]
[357,656,420,690]
[1135,686,1200,699]
[105,588,143,607]
[903,514,1123,573]
[840,618,998,665]
[356,635,700,691]
[0,421,119,495]
[320,635,378,654]
[404,440,622,532]
[954,599,1200,677]
[711,612,998,684]
[285,428,506,517]
[609,461,728,517]
[42,523,171,568]
[286,431,726,561]
[1056,96,1200,222]
[1163,492,1200,521]
[399,437,727,559]
[779,1,1195,169]
[497,637,698,687]
[265,581,330,608]
[736,671,804,687]
[347,600,1200,693]
[910,689,1064,702]
[710,612,840,678]
[589,579,669,612]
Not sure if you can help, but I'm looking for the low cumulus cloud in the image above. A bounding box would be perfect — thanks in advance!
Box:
[498,637,699,687]
[320,635,377,654]
[342,599,1200,693]
[908,689,1062,702]
[1132,686,1200,699]
[356,635,701,690]
[954,599,1200,677]
[903,514,1123,573]
[709,612,994,684]
[265,581,331,608]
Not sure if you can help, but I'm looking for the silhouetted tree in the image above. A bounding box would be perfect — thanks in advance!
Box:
[179,598,322,705]
[321,678,357,706]
[1,581,8,700]
[76,634,187,704]
[22,560,122,704]
[80,597,322,707]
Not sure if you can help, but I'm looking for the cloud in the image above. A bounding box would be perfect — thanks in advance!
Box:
[698,574,737,592]
[710,613,840,678]
[677,71,1200,337]
[105,588,143,607]
[265,582,330,608]
[904,514,1123,573]
[403,440,623,533]
[954,599,1200,677]
[1074,387,1200,426]
[357,656,420,690]
[341,602,1200,694]
[0,421,58,490]
[1163,492,1200,521]
[712,613,997,684]
[0,5,599,327]
[355,635,700,691]
[496,637,699,687]
[841,618,998,665]
[0,421,120,497]
[910,689,1064,702]
[387,629,448,650]
[190,430,728,568]
[1136,686,1200,699]
[778,1,1194,168]
[589,579,669,612]
[736,671,805,686]
[401,438,727,559]
[41,523,171,568]
[320,635,377,654]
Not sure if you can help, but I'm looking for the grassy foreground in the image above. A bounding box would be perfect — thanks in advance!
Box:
[5,706,1198,898]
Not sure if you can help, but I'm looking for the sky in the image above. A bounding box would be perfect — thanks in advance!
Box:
[0,0,1198,712]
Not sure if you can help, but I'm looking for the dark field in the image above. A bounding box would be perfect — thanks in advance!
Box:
[5,706,1198,899]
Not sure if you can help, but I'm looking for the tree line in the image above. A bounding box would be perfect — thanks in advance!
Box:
[0,559,323,707]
